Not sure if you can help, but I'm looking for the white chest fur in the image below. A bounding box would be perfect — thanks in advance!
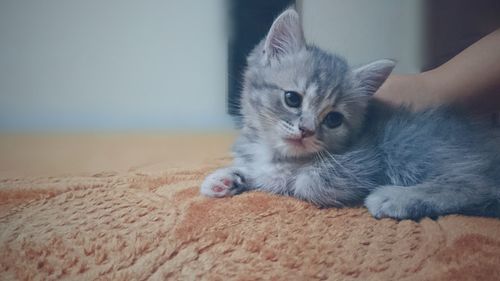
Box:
[234,141,299,195]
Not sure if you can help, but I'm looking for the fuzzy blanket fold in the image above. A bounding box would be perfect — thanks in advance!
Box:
[0,134,499,281]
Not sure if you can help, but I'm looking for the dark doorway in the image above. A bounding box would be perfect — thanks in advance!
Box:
[423,0,500,71]
[227,0,295,121]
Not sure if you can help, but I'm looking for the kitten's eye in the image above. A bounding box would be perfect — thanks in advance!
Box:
[284,91,302,108]
[323,112,344,129]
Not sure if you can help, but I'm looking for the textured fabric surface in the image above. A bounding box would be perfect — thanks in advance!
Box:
[0,134,499,281]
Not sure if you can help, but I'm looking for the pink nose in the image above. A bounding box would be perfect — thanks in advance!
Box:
[299,126,315,138]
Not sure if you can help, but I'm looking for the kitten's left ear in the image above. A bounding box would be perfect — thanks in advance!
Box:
[352,59,396,96]
[264,9,305,62]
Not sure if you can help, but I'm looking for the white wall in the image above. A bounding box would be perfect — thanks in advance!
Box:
[0,0,231,131]
[0,1,426,132]
[298,0,424,74]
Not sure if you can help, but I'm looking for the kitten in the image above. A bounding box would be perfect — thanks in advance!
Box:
[201,9,500,220]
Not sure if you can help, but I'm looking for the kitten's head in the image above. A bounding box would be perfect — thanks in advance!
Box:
[241,9,395,158]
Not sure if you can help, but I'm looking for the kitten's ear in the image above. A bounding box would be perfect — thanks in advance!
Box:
[264,9,305,61]
[352,59,396,96]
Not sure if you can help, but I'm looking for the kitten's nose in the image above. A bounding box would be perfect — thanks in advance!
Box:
[299,126,315,138]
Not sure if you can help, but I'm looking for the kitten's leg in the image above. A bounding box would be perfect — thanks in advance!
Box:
[200,167,248,198]
[293,165,372,207]
[365,180,499,220]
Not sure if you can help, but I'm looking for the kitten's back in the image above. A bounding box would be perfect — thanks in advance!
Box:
[370,105,500,187]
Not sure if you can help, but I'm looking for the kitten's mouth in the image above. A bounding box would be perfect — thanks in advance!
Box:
[284,137,306,147]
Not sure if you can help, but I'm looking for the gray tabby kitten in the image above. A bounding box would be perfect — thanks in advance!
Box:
[201,9,500,220]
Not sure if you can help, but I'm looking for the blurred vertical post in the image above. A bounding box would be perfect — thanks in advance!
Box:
[227,0,295,121]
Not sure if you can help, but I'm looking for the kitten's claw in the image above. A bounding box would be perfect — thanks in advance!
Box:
[200,168,245,198]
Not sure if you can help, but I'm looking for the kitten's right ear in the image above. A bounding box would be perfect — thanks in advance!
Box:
[263,9,305,62]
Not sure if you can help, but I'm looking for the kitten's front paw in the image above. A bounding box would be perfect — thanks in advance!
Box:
[200,168,245,198]
[365,186,431,220]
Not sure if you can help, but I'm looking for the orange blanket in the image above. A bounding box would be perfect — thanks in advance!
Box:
[1,134,499,280]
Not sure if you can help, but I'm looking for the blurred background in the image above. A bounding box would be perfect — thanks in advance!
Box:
[0,0,499,132]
